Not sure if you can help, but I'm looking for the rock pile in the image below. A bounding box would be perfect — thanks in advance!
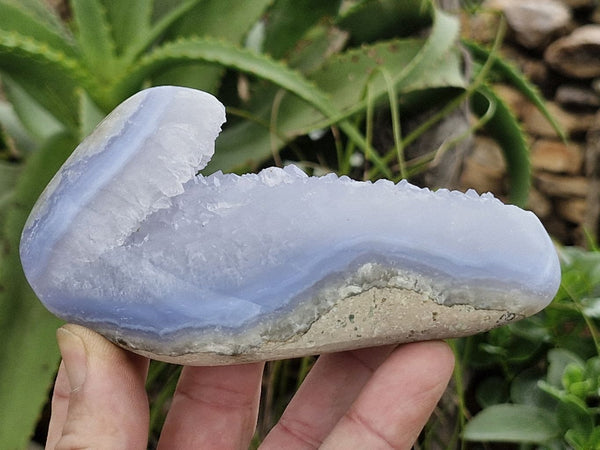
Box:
[461,0,600,245]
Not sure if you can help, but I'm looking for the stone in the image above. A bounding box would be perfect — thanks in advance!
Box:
[460,136,506,196]
[20,86,562,365]
[487,0,571,49]
[461,9,501,44]
[500,46,549,86]
[594,5,600,24]
[593,78,600,95]
[535,172,589,198]
[530,139,583,174]
[545,25,600,78]
[522,100,595,138]
[526,187,553,220]
[560,0,596,8]
[556,198,586,224]
[555,84,600,109]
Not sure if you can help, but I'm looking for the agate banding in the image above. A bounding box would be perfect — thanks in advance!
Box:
[20,86,561,365]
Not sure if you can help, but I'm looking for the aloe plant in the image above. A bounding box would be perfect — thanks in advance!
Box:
[0,0,551,447]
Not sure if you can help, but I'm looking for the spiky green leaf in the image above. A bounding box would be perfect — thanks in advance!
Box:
[71,0,118,80]
[262,0,342,59]
[337,0,432,43]
[0,0,75,56]
[471,85,531,206]
[122,0,202,63]
[211,8,464,172]
[100,0,152,57]
[1,73,64,141]
[153,0,272,92]
[464,39,567,141]
[0,31,94,131]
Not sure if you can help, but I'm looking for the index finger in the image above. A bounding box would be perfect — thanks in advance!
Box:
[321,340,454,449]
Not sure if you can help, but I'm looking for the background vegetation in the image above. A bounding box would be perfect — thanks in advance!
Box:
[0,0,595,448]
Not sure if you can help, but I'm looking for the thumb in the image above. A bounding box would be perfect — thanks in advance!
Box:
[46,324,150,450]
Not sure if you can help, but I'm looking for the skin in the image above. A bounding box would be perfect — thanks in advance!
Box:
[47,324,455,450]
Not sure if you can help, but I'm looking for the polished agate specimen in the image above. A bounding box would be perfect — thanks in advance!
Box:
[20,86,561,365]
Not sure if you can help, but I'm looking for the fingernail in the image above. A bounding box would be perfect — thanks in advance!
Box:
[57,327,87,391]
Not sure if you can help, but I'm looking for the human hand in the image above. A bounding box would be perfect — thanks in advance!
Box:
[46,324,454,449]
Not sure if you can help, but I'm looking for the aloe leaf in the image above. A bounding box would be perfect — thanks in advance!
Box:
[212,19,464,173]
[471,85,531,207]
[262,0,342,59]
[287,25,349,74]
[122,0,202,63]
[78,90,106,140]
[1,0,66,32]
[0,0,75,56]
[163,0,272,41]
[337,0,432,43]
[0,132,77,449]
[71,0,118,80]
[463,39,567,141]
[240,6,463,137]
[121,37,388,174]
[0,100,37,153]
[152,0,272,93]
[1,74,65,142]
[115,37,342,118]
[100,0,152,57]
[0,161,21,199]
[0,31,94,131]
[391,8,462,94]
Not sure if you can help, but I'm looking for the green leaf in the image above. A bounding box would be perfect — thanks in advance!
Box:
[212,6,463,172]
[0,31,93,131]
[510,368,557,409]
[122,37,384,171]
[78,90,106,140]
[115,37,347,123]
[464,39,567,141]
[286,24,348,74]
[557,246,600,304]
[1,0,67,34]
[471,85,530,206]
[100,0,152,57]
[0,160,21,196]
[463,404,560,443]
[153,0,272,93]
[476,376,508,407]
[164,0,272,41]
[262,0,342,59]
[547,348,585,387]
[337,0,432,43]
[0,100,37,153]
[122,0,202,63]
[557,400,593,438]
[71,0,118,80]
[0,0,76,57]
[1,73,65,141]
[0,132,77,449]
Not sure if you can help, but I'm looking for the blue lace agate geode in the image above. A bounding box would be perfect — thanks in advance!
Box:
[20,86,561,364]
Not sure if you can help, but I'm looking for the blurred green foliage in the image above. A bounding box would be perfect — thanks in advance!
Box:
[458,247,600,449]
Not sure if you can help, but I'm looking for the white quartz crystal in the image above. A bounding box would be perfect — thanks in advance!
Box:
[20,86,561,364]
